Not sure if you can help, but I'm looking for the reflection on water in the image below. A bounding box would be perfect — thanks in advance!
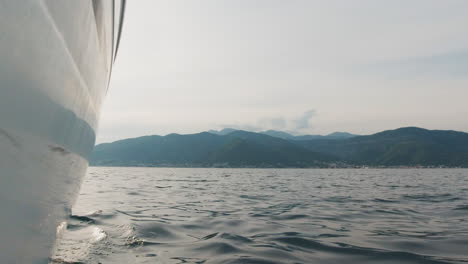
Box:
[52,168,468,263]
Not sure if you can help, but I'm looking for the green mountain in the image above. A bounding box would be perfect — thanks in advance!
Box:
[208,129,357,140]
[207,128,238,135]
[91,127,468,167]
[295,127,468,167]
[91,131,334,167]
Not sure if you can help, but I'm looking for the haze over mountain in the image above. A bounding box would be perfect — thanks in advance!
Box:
[208,128,356,140]
[91,127,468,168]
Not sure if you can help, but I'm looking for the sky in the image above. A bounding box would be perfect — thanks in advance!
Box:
[98,0,468,143]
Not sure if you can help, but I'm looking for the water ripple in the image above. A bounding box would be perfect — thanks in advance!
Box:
[52,168,468,264]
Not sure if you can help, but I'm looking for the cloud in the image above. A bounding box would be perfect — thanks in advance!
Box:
[220,109,316,133]
[258,117,287,130]
[294,110,316,130]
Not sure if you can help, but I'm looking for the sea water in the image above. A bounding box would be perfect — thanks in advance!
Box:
[51,168,468,263]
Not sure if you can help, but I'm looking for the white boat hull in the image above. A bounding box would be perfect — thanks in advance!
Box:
[0,1,124,262]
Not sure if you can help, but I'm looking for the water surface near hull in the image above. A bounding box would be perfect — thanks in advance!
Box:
[54,168,468,264]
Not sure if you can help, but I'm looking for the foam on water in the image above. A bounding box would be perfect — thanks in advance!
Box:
[51,168,468,263]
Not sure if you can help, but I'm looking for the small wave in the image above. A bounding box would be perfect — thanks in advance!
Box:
[324,196,365,203]
[402,193,461,203]
[373,198,400,203]
[201,232,219,240]
[219,233,253,243]
[69,215,95,224]
[49,258,86,264]
[124,236,160,247]
[271,214,310,220]
[91,227,107,243]
[453,205,468,211]
[85,210,103,216]
[155,185,172,188]
[222,257,281,264]
[193,241,241,254]
[239,194,271,200]
[273,237,452,263]
[134,222,183,241]
[56,221,68,239]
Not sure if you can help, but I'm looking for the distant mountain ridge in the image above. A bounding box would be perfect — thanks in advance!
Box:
[296,127,468,167]
[92,130,333,167]
[91,127,468,167]
[208,128,357,140]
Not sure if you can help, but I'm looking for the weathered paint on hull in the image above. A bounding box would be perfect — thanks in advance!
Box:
[0,1,124,262]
